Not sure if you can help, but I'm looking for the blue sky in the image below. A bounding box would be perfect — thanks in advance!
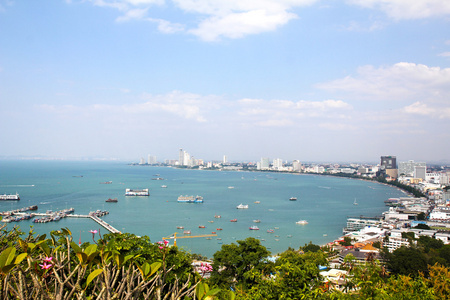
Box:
[1,0,449,163]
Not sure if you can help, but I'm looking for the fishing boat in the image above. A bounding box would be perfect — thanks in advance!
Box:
[296,220,308,225]
[214,214,221,218]
[249,225,259,230]
[199,225,206,228]
[254,201,260,204]
[183,230,191,234]
[236,204,248,209]
[105,198,118,203]
[289,197,297,201]
[176,226,184,229]
[230,219,237,222]
[253,219,261,223]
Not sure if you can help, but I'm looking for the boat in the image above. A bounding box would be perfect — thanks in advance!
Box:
[105,198,118,203]
[228,186,235,189]
[253,219,261,223]
[100,181,112,184]
[161,185,167,188]
[199,225,206,228]
[216,228,223,231]
[214,214,221,218]
[230,219,237,222]
[353,198,358,205]
[177,226,184,229]
[254,201,260,204]
[177,195,203,203]
[183,230,191,234]
[267,229,274,233]
[236,204,248,209]
[289,197,297,201]
[211,231,217,234]
[151,177,164,180]
[125,189,149,196]
[296,220,308,225]
[249,225,259,230]
[0,193,20,201]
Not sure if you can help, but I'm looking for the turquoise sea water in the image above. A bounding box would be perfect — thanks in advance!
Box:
[0,160,406,258]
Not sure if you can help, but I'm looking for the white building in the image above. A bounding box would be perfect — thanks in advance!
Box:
[399,160,426,176]
[223,155,227,164]
[260,158,270,170]
[414,166,426,180]
[272,158,283,170]
[292,160,302,172]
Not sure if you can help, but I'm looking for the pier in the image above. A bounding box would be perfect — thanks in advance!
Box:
[1,206,121,234]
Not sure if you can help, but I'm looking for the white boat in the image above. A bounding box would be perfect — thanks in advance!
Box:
[253,219,261,223]
[0,193,20,201]
[296,220,308,225]
[228,186,235,189]
[177,195,203,203]
[125,189,149,196]
[161,185,167,188]
[353,198,358,205]
[249,225,259,230]
[236,204,248,209]
[289,197,297,201]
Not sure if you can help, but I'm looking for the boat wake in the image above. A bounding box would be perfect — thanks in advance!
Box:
[318,186,331,189]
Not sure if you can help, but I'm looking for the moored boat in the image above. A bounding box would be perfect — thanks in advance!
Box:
[249,225,259,230]
[0,193,20,201]
[105,198,118,203]
[236,204,248,209]
[230,219,237,222]
[289,197,297,201]
[177,195,203,203]
[253,219,261,223]
[296,220,308,225]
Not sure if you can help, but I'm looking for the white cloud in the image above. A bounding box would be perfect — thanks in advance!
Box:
[404,101,450,119]
[188,9,298,41]
[439,52,450,57]
[317,62,450,103]
[347,0,450,20]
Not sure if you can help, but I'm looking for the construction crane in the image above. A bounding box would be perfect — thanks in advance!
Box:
[163,232,218,247]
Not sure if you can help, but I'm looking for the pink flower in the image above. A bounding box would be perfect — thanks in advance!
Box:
[43,256,53,262]
[164,240,169,246]
[89,230,98,234]
[39,262,52,270]
[159,246,164,249]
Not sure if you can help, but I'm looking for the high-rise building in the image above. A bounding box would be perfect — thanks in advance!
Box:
[148,155,157,165]
[292,160,301,172]
[179,149,184,166]
[260,158,270,170]
[381,156,397,169]
[398,160,426,176]
[223,155,228,164]
[414,166,426,180]
[273,158,283,170]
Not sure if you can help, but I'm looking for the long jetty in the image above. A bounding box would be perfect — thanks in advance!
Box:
[2,207,121,234]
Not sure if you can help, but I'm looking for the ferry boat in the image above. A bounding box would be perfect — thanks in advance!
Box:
[105,198,118,203]
[296,220,308,225]
[289,197,297,201]
[0,193,20,201]
[236,204,248,209]
[249,225,259,230]
[177,195,203,203]
[125,189,149,196]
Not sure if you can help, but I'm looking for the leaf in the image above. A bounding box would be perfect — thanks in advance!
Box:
[61,227,72,236]
[71,242,82,253]
[137,262,150,278]
[14,253,27,265]
[18,239,28,252]
[77,252,88,265]
[149,262,161,277]
[85,269,103,288]
[84,244,98,256]
[196,282,206,299]
[0,247,16,268]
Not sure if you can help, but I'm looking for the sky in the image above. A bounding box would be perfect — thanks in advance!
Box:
[0,0,449,163]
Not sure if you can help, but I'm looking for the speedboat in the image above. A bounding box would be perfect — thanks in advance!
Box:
[236,204,249,209]
[296,220,308,225]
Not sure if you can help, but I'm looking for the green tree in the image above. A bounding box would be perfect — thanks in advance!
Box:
[210,237,271,289]
[386,246,428,276]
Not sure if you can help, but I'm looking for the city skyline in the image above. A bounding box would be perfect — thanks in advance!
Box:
[1,1,449,162]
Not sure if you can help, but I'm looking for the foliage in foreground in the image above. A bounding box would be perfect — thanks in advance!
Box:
[1,224,450,299]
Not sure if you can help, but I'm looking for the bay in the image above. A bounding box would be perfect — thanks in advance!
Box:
[0,160,405,258]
